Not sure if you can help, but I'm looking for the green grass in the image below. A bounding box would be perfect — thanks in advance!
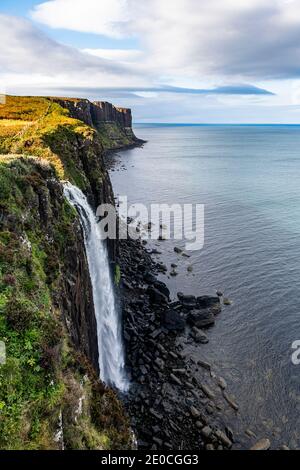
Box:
[0,158,130,449]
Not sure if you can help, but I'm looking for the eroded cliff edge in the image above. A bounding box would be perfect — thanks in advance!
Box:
[0,96,134,449]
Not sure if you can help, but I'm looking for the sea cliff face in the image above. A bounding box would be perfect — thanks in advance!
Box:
[0,96,133,449]
[50,97,141,150]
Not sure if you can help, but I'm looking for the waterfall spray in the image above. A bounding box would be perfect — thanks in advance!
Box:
[64,183,129,392]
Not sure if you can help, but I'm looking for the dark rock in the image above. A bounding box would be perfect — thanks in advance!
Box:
[190,406,201,419]
[223,392,239,411]
[170,373,182,386]
[201,426,213,439]
[143,272,157,284]
[201,384,215,400]
[162,310,185,332]
[148,286,169,305]
[153,280,170,300]
[190,326,209,344]
[225,426,234,443]
[215,429,232,448]
[177,293,197,309]
[174,247,183,254]
[187,309,215,328]
[250,439,271,451]
[197,296,220,309]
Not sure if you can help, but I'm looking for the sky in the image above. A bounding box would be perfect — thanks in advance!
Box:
[1,0,300,122]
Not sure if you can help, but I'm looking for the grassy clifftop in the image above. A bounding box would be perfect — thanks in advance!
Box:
[0,97,131,449]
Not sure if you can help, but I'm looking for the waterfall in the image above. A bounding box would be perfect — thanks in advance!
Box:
[64,183,129,392]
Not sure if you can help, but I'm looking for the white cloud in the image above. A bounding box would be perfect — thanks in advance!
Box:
[31,0,129,37]
[31,0,300,81]
[0,14,149,94]
[83,48,142,63]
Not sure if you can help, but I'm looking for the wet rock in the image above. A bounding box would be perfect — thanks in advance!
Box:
[245,429,257,439]
[174,247,183,254]
[153,280,170,300]
[151,249,162,255]
[216,290,223,297]
[191,326,209,344]
[170,269,178,277]
[158,263,168,273]
[144,272,157,284]
[170,373,182,386]
[149,409,163,421]
[154,358,165,370]
[162,310,185,332]
[250,438,271,451]
[190,406,201,419]
[150,328,163,339]
[122,279,133,290]
[218,377,227,390]
[225,426,234,442]
[201,426,213,439]
[188,310,215,328]
[153,437,163,447]
[177,293,197,309]
[197,296,220,309]
[187,266,193,272]
[223,298,233,306]
[197,359,211,371]
[201,384,215,400]
[171,263,178,269]
[148,286,169,305]
[223,392,239,411]
[206,444,215,451]
[215,429,232,448]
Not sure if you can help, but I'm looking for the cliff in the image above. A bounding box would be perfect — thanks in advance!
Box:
[50,98,142,150]
[0,96,133,449]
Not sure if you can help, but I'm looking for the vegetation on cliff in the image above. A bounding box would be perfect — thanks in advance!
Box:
[0,97,132,449]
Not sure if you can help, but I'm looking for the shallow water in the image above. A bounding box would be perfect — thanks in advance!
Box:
[109,124,300,448]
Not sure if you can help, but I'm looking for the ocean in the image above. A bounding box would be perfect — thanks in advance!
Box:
[109,124,300,448]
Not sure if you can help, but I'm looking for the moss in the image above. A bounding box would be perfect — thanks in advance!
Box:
[114,264,121,287]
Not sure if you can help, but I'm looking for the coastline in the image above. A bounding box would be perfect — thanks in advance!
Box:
[109,147,283,451]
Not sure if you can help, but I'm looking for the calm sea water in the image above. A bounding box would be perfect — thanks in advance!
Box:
[110,124,300,448]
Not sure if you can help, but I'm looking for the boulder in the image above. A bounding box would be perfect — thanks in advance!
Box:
[144,272,156,284]
[197,296,220,309]
[148,287,169,305]
[250,439,271,451]
[187,309,215,328]
[201,426,213,439]
[191,326,209,344]
[162,310,185,332]
[177,293,197,309]
[153,280,170,300]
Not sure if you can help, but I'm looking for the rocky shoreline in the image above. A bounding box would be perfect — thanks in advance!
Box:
[110,149,285,451]
[116,234,242,450]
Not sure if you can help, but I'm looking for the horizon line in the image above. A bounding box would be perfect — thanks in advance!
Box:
[133,122,300,126]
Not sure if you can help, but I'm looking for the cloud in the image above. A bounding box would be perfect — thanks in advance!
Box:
[31,0,129,37]
[31,0,300,80]
[83,48,142,63]
[52,84,274,96]
[0,13,148,92]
